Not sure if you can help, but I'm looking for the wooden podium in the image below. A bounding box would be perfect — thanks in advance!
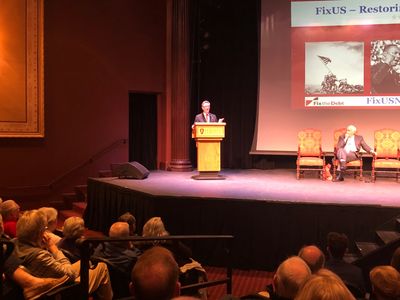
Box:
[192,122,226,180]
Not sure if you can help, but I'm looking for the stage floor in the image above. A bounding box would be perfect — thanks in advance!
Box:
[96,168,400,207]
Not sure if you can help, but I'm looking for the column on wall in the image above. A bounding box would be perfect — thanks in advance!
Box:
[168,0,193,171]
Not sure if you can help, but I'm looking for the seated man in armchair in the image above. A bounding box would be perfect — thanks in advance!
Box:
[334,125,375,181]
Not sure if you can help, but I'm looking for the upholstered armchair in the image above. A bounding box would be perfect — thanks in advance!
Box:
[332,128,363,180]
[296,129,325,179]
[372,129,400,182]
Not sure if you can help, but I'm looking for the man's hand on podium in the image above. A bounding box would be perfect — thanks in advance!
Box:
[218,118,225,123]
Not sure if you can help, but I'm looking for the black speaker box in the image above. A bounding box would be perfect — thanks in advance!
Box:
[111,161,149,179]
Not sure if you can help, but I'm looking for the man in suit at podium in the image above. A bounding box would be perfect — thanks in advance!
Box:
[194,100,223,123]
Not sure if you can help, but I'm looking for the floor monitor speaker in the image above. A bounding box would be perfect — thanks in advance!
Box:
[111,161,149,179]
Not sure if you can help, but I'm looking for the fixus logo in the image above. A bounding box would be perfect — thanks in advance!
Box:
[305,97,319,106]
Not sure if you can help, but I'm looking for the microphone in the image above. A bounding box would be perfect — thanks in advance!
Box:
[344,134,349,143]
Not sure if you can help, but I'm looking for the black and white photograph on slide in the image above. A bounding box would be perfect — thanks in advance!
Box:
[370,40,400,94]
[305,42,364,95]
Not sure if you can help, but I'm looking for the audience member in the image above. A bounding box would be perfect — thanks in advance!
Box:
[57,216,86,263]
[390,247,400,272]
[141,216,208,297]
[370,266,400,300]
[272,256,311,300]
[295,268,356,300]
[118,212,137,236]
[15,210,113,299]
[93,222,141,276]
[38,206,62,245]
[130,246,180,300]
[0,213,69,299]
[141,216,192,267]
[0,199,20,238]
[298,245,325,273]
[325,232,366,297]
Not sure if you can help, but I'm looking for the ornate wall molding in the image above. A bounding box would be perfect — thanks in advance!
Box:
[0,0,44,137]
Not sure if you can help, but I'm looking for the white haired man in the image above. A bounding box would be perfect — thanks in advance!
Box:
[335,125,375,181]
[15,210,113,299]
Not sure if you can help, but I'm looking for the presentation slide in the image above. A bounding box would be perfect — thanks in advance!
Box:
[252,0,400,154]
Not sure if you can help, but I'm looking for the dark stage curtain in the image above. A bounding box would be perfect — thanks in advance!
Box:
[189,0,259,169]
[129,93,157,170]
[84,178,400,270]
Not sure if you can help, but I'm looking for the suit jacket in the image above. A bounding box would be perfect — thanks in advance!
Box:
[337,134,372,157]
[325,258,366,296]
[194,112,217,123]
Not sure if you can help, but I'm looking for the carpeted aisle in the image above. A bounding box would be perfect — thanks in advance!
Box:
[205,266,274,300]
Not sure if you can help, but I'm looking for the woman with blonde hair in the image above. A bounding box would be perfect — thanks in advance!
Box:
[295,268,356,300]
[142,216,169,238]
[140,216,192,266]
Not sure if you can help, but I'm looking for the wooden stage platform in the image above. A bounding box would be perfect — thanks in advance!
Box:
[84,169,400,270]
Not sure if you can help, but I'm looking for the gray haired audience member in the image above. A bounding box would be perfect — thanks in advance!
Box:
[130,246,180,300]
[94,222,141,276]
[57,216,86,262]
[0,213,69,299]
[298,245,325,273]
[370,266,400,300]
[15,210,113,299]
[38,207,61,245]
[273,256,312,299]
[0,199,20,238]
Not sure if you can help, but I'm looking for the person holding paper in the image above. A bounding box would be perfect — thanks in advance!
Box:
[193,100,224,123]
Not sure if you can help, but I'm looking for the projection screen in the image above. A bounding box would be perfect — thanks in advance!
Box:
[252,0,400,154]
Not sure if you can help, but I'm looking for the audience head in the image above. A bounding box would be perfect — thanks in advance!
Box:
[142,217,169,237]
[109,221,130,238]
[0,199,20,221]
[273,256,311,299]
[295,268,355,300]
[118,212,136,235]
[390,247,400,272]
[16,210,47,246]
[327,232,348,259]
[62,216,85,240]
[38,207,58,232]
[109,221,131,248]
[298,245,325,273]
[130,246,180,300]
[370,265,400,300]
